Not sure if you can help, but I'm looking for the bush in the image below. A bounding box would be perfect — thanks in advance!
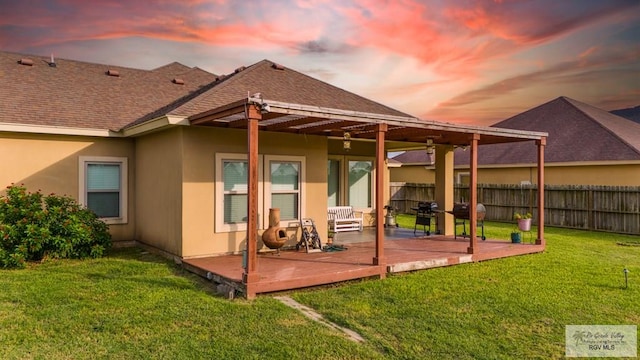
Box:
[0,185,111,268]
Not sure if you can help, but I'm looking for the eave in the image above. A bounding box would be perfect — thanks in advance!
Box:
[120,115,190,137]
[0,122,121,137]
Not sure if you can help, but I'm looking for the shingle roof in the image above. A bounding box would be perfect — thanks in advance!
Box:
[0,50,217,131]
[167,59,412,119]
[1,52,412,132]
[391,151,434,165]
[479,96,640,164]
[393,96,640,166]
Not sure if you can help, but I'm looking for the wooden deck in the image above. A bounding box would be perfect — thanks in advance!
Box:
[182,227,544,298]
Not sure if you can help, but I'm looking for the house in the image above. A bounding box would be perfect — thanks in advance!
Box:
[0,50,547,297]
[391,97,640,186]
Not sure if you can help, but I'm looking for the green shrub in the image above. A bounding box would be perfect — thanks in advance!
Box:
[0,185,111,268]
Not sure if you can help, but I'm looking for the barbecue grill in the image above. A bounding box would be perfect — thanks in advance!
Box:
[448,203,486,240]
[412,201,438,235]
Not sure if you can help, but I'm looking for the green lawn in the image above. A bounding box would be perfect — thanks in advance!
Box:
[1,221,638,359]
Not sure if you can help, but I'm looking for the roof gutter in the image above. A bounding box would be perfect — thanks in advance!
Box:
[120,115,190,137]
[0,122,121,137]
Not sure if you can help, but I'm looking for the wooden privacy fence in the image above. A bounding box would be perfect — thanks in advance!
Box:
[389,182,640,235]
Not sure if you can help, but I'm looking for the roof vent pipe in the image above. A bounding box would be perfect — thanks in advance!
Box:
[18,58,34,66]
[106,69,120,77]
[172,78,185,85]
[48,53,56,67]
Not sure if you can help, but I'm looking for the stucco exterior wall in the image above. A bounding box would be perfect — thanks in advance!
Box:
[390,165,436,183]
[392,163,640,186]
[0,132,135,241]
[180,126,328,258]
[543,164,640,186]
[134,128,183,255]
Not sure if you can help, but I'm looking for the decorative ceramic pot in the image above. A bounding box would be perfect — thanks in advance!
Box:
[518,218,532,232]
[262,208,288,249]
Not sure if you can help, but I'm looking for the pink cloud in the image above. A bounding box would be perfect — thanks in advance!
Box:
[337,0,639,78]
[0,0,325,52]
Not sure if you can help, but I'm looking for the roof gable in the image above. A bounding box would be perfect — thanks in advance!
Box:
[168,60,412,119]
[152,61,193,75]
[395,97,640,166]
[480,96,640,164]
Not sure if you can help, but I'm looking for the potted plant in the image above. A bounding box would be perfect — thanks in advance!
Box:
[510,230,521,243]
[514,212,533,232]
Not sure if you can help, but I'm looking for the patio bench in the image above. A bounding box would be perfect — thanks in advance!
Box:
[328,206,364,233]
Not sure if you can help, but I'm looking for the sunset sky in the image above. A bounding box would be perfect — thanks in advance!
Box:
[1,0,638,125]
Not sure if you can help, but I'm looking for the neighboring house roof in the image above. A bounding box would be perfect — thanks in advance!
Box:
[390,151,434,165]
[611,105,640,124]
[0,50,217,131]
[393,96,640,166]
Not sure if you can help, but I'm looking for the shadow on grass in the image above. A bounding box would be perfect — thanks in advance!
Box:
[44,246,226,298]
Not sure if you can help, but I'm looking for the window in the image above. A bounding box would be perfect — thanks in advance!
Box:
[327,159,340,207]
[457,172,470,185]
[266,155,305,226]
[269,160,300,221]
[215,153,304,232]
[216,153,259,232]
[79,156,127,224]
[348,160,372,208]
[327,156,374,210]
[223,160,248,224]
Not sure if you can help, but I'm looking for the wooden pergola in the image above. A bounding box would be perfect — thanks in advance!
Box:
[189,97,548,298]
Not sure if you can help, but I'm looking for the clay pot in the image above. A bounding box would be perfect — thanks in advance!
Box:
[262,208,288,249]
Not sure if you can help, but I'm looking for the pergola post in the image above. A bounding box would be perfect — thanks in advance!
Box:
[243,103,261,299]
[435,145,455,235]
[373,123,387,276]
[536,137,546,246]
[467,134,480,254]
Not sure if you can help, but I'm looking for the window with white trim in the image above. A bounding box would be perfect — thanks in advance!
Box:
[266,155,305,223]
[327,156,375,211]
[457,172,470,185]
[215,153,303,232]
[79,156,128,224]
[223,159,249,224]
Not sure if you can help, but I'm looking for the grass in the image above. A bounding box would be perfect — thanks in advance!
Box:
[1,218,638,359]
[0,250,378,359]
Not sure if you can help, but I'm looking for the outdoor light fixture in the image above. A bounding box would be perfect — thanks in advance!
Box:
[259,102,270,114]
[248,92,270,114]
[343,132,351,151]
[426,138,435,155]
